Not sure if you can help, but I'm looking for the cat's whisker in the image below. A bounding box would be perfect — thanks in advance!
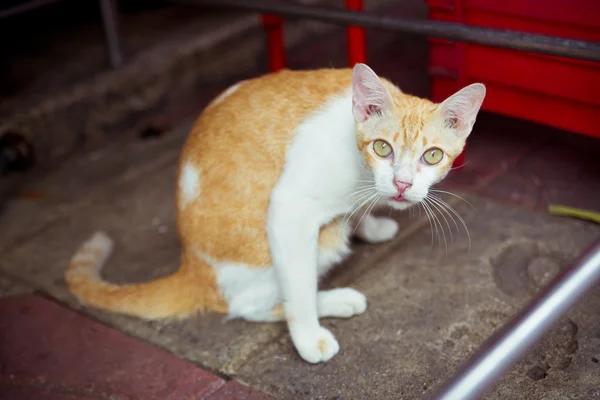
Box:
[411,203,423,218]
[428,193,472,251]
[419,201,436,251]
[427,195,460,236]
[344,188,377,212]
[420,201,435,247]
[427,203,443,254]
[344,186,377,200]
[355,201,376,235]
[353,179,376,183]
[343,194,376,234]
[349,181,377,191]
[425,198,454,256]
[409,204,419,220]
[342,191,378,233]
[353,194,381,235]
[370,194,383,224]
[430,189,476,210]
[450,160,470,171]
[424,197,448,256]
[426,196,452,239]
[353,183,377,189]
[408,206,413,220]
[426,201,443,253]
[427,195,458,239]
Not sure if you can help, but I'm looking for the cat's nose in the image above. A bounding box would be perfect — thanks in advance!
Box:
[393,180,412,195]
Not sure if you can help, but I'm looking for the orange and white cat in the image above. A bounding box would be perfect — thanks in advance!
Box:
[66,64,485,363]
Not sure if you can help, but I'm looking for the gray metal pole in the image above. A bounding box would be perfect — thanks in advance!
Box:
[431,239,600,400]
[99,0,125,68]
[180,0,600,63]
[0,0,62,20]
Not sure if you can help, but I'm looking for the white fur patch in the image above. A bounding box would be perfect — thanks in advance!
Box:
[218,265,281,319]
[192,249,280,319]
[179,162,200,208]
[317,288,367,318]
[70,231,114,278]
[355,215,399,243]
[196,241,352,320]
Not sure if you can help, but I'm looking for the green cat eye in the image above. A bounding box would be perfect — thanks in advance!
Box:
[422,147,444,165]
[373,140,392,158]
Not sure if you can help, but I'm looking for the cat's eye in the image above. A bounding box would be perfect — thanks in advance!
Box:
[373,140,392,158]
[422,147,444,165]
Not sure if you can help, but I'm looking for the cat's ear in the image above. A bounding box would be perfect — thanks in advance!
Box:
[439,83,486,138]
[352,63,393,123]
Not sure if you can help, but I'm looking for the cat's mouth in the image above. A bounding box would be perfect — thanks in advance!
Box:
[391,194,409,203]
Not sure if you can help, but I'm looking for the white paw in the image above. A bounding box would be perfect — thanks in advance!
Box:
[356,216,398,243]
[290,326,340,364]
[318,288,367,318]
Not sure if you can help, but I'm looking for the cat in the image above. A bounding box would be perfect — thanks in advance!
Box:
[65,63,485,364]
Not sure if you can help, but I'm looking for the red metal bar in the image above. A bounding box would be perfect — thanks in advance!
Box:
[262,14,286,72]
[345,0,367,66]
[452,0,467,169]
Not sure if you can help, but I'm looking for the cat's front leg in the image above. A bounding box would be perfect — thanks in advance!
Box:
[267,201,340,363]
[354,213,399,243]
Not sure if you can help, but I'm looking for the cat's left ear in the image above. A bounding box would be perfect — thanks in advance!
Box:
[439,83,486,138]
[352,63,393,123]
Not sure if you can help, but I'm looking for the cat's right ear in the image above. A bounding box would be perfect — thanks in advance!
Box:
[439,83,486,139]
[352,64,392,123]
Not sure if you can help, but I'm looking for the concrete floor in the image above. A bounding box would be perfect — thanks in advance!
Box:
[2,3,600,399]
[2,110,600,399]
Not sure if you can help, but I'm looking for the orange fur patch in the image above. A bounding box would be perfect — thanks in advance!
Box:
[271,304,285,319]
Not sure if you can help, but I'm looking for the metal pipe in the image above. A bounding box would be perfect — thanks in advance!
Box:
[99,0,125,68]
[431,239,600,400]
[0,0,62,20]
[180,0,600,63]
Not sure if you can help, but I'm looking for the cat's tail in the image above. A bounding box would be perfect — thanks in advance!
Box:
[65,231,217,319]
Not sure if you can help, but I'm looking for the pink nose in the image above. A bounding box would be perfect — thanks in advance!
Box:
[394,180,412,195]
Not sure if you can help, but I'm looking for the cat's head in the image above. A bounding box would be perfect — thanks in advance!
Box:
[352,63,485,210]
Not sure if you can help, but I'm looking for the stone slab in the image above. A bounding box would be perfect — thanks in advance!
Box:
[207,382,275,400]
[0,295,226,400]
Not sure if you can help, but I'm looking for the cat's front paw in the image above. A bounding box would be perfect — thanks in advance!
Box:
[318,288,367,318]
[355,216,398,243]
[290,326,340,363]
